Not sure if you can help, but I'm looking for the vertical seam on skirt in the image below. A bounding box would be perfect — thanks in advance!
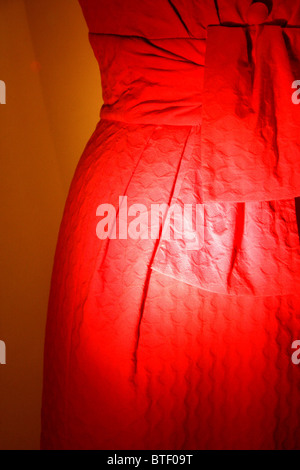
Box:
[132,127,193,379]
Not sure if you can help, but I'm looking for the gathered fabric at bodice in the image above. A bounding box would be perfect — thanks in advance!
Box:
[86,0,300,203]
[89,34,205,126]
[79,0,300,296]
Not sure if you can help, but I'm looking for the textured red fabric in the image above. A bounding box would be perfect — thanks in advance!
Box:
[41,0,300,450]
[200,25,300,202]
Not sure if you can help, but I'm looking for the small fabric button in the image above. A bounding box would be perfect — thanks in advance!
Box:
[246,2,270,24]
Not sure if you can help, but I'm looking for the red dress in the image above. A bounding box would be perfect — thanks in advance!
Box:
[41,0,300,449]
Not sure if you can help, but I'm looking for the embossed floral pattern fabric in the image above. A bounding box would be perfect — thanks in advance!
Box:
[41,0,300,450]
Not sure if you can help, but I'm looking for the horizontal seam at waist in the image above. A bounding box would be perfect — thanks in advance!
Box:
[99,117,200,128]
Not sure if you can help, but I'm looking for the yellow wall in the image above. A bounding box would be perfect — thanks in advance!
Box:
[0,0,101,449]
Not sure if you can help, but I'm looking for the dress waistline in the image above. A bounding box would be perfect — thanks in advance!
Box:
[89,33,206,126]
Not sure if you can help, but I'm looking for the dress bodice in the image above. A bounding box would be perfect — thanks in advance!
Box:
[79,0,300,203]
[79,0,300,37]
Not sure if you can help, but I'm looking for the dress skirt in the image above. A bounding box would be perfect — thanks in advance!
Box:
[41,118,300,450]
